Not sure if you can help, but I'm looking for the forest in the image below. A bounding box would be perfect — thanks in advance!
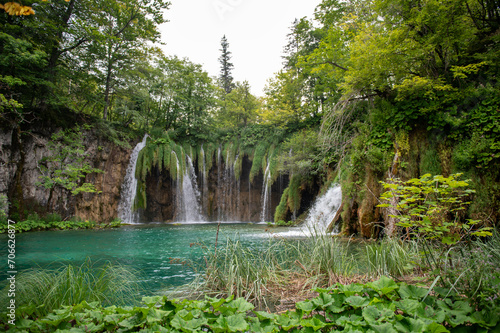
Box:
[1,0,500,331]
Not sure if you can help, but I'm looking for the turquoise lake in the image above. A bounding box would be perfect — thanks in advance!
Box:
[0,223,298,294]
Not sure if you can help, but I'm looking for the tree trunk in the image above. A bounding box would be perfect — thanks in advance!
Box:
[103,62,113,120]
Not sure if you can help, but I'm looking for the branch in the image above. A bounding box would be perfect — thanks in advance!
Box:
[307,61,348,71]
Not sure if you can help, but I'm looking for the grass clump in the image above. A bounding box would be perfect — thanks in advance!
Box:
[364,238,418,278]
[0,259,142,319]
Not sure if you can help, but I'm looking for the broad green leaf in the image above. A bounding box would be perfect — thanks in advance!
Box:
[300,315,329,331]
[227,297,255,313]
[394,317,426,332]
[369,322,399,333]
[346,296,370,309]
[254,311,277,321]
[395,299,423,315]
[142,296,164,307]
[426,322,450,333]
[367,276,399,296]
[296,300,316,313]
[398,283,428,299]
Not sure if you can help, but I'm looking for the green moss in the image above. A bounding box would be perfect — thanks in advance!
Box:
[287,174,302,214]
[249,142,268,184]
[133,180,147,210]
[420,145,441,175]
[274,188,290,223]
[170,150,179,181]
[234,153,243,180]
[162,144,171,173]
[204,142,217,173]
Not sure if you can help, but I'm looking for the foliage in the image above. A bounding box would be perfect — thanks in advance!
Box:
[274,188,290,223]
[4,276,499,332]
[379,173,492,245]
[442,232,500,311]
[278,128,323,176]
[298,236,355,287]
[0,2,35,16]
[0,258,142,320]
[218,35,234,94]
[364,238,417,278]
[0,215,120,233]
[218,81,260,129]
[37,126,103,207]
[0,194,8,222]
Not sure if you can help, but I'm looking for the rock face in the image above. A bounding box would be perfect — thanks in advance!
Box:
[0,125,132,222]
[143,154,289,222]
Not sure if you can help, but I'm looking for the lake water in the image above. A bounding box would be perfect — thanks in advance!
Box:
[0,222,299,293]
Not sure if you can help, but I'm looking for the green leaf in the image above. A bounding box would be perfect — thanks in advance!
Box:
[398,284,428,300]
[426,322,450,333]
[395,299,423,315]
[367,276,399,296]
[346,296,370,309]
[394,317,427,332]
[142,296,164,307]
[226,297,255,313]
[226,314,249,332]
[296,300,316,313]
[300,315,329,331]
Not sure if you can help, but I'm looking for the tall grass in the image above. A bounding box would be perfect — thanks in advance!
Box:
[191,238,293,309]
[364,238,418,278]
[296,235,355,287]
[188,234,357,308]
[0,259,142,318]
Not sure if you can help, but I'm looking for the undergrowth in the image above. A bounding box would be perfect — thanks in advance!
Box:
[3,276,499,332]
[0,259,143,319]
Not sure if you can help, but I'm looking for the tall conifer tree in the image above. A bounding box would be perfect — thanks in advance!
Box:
[218,35,234,94]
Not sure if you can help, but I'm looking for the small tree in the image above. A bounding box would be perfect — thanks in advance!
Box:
[378,173,492,245]
[37,125,103,210]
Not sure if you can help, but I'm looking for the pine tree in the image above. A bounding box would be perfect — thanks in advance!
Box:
[218,35,234,94]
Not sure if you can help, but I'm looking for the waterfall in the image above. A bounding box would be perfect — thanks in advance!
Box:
[118,134,148,224]
[302,185,342,234]
[171,151,183,221]
[260,159,272,222]
[200,145,208,213]
[181,156,204,222]
[275,185,342,237]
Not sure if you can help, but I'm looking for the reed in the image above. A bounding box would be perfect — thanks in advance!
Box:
[296,234,356,287]
[364,238,418,278]
[0,259,142,318]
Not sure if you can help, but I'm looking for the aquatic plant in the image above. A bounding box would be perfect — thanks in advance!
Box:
[0,259,142,318]
[364,238,418,278]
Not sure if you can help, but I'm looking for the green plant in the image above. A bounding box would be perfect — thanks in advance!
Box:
[4,277,499,332]
[298,235,355,287]
[379,173,492,245]
[37,126,104,209]
[0,259,142,320]
[0,194,8,222]
[364,238,417,278]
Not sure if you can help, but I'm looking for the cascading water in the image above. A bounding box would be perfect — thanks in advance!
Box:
[118,134,148,224]
[260,159,272,222]
[181,156,204,222]
[302,185,342,234]
[276,185,342,237]
[200,145,208,213]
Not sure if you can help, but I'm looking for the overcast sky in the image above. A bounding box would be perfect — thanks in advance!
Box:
[159,0,321,96]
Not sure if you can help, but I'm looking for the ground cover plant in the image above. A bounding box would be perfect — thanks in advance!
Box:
[0,259,143,320]
[0,214,122,233]
[2,276,499,332]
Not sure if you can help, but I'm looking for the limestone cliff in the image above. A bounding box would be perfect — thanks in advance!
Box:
[0,125,132,222]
